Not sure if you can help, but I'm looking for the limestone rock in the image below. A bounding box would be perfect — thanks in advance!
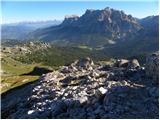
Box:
[146,52,159,82]
[127,59,140,69]
[1,57,159,119]
[95,87,108,98]
[115,59,129,67]
[76,57,94,69]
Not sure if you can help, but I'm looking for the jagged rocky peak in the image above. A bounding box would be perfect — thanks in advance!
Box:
[80,7,141,37]
[82,7,137,22]
[62,15,79,25]
[71,7,141,31]
[104,7,112,10]
[65,15,79,19]
[32,7,148,43]
[62,7,140,26]
[85,9,96,14]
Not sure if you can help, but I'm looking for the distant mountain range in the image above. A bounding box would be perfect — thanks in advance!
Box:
[1,20,62,40]
[1,7,159,57]
[30,7,158,57]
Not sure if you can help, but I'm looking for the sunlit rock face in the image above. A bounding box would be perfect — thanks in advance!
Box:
[61,7,141,37]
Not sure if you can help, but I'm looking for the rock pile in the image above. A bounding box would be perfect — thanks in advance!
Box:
[1,56,159,119]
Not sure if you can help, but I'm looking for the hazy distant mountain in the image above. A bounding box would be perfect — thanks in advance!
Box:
[1,20,62,40]
[3,20,62,29]
[31,7,158,56]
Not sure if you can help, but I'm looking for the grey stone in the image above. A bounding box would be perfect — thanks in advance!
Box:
[146,53,159,82]
[76,57,94,69]
[95,87,108,98]
[149,87,159,98]
[127,59,140,69]
[51,101,67,116]
[115,59,129,67]
[79,96,88,104]
[2,56,159,119]
[94,106,103,114]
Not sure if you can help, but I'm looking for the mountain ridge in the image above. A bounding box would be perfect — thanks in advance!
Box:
[30,7,158,57]
[33,7,142,43]
[1,20,62,40]
[32,7,158,44]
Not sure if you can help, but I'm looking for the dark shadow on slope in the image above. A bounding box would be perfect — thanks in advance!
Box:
[21,66,53,76]
[102,85,158,119]
[1,79,159,119]
[1,80,39,119]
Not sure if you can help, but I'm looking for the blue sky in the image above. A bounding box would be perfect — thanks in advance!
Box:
[1,0,159,23]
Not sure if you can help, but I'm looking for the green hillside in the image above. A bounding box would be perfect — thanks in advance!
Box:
[1,53,51,94]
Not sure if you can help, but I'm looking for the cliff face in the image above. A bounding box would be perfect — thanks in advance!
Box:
[31,7,158,57]
[62,7,141,36]
[47,7,142,42]
[1,54,159,119]
[61,8,158,41]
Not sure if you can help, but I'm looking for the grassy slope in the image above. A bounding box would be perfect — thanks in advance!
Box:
[1,53,40,94]
[16,45,110,67]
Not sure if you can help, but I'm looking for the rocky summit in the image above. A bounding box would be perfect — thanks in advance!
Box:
[32,7,158,47]
[30,7,159,58]
[1,54,159,119]
[34,7,142,42]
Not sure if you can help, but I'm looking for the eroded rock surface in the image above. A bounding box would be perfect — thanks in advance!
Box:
[146,52,159,82]
[1,56,159,119]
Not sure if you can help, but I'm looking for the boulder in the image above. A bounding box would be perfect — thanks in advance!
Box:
[27,110,35,115]
[79,96,88,104]
[115,59,129,67]
[76,57,94,69]
[95,87,108,98]
[145,53,159,82]
[127,59,140,69]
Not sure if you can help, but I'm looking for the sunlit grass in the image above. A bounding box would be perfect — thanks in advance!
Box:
[1,54,41,94]
[1,75,39,94]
